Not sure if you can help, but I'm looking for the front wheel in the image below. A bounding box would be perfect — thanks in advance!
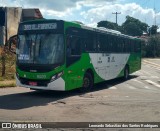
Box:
[80,73,93,92]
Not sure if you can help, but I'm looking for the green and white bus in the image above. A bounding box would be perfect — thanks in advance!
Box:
[15,19,141,92]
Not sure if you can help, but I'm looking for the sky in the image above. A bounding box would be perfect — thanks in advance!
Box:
[0,0,160,31]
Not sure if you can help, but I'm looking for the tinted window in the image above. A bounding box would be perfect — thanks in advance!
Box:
[0,9,5,26]
[86,31,97,52]
[98,33,108,52]
[134,40,141,53]
[67,35,86,56]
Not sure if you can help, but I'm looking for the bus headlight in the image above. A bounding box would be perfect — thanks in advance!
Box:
[51,71,64,82]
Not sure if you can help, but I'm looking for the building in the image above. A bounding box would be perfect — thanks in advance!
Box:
[0,7,43,46]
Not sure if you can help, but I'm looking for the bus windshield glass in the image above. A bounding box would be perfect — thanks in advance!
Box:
[17,33,64,65]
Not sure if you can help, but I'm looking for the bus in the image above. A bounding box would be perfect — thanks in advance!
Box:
[15,19,141,92]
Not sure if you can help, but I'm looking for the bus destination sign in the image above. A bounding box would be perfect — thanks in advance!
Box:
[23,23,57,31]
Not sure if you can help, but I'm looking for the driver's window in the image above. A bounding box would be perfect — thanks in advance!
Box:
[67,35,84,56]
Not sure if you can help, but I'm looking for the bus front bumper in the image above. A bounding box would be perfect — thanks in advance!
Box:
[16,75,65,91]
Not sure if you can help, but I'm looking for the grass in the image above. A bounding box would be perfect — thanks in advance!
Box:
[0,47,16,88]
[0,80,16,88]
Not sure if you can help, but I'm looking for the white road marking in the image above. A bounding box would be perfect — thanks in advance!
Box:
[151,76,159,79]
[144,63,160,71]
[127,85,136,89]
[138,72,143,75]
[125,83,136,89]
[140,70,151,75]
[140,75,147,78]
[109,86,117,89]
[143,60,160,67]
[145,80,160,88]
[126,80,152,90]
[149,66,160,71]
[134,71,143,75]
[139,75,159,79]
[144,86,151,89]
[132,79,144,85]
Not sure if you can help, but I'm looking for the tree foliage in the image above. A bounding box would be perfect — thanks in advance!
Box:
[97,20,119,30]
[121,16,148,36]
[97,15,149,36]
[97,16,160,58]
[148,25,159,35]
[144,35,160,57]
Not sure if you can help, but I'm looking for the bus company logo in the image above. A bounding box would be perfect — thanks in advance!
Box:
[2,123,11,128]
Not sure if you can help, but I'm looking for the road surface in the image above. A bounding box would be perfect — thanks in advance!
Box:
[0,58,160,130]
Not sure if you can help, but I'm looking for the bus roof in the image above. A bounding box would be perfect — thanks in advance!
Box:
[20,19,142,41]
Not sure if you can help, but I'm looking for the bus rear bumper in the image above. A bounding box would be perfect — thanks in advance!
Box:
[16,76,65,91]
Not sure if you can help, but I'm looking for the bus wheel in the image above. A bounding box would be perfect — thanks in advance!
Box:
[80,73,93,92]
[124,67,129,80]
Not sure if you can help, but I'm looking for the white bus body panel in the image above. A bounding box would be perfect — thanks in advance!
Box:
[16,75,65,91]
[89,53,130,80]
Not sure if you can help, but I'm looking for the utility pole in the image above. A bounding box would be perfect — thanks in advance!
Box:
[154,0,156,26]
[112,12,121,24]
[153,0,156,58]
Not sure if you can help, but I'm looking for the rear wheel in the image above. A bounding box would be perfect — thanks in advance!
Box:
[80,73,93,92]
[124,66,129,80]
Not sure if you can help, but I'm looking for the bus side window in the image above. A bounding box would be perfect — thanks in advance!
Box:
[107,35,112,52]
[66,36,71,57]
[123,39,127,53]
[110,35,114,52]
[115,37,119,53]
[67,35,85,56]
[71,36,80,55]
[98,34,108,52]
[120,38,124,53]
[86,32,97,52]
[135,41,141,53]
[126,40,131,52]
[131,40,134,53]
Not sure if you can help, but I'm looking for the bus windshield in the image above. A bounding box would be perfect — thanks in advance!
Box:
[17,33,64,65]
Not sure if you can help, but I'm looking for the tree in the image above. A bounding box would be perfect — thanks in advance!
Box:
[148,25,159,35]
[142,35,160,58]
[97,16,148,36]
[121,16,148,36]
[97,20,120,30]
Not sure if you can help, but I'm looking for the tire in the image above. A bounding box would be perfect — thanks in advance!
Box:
[124,66,129,80]
[80,73,93,92]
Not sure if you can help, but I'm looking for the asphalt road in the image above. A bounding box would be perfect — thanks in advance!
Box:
[0,58,160,130]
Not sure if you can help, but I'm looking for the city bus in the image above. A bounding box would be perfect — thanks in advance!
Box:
[15,19,141,92]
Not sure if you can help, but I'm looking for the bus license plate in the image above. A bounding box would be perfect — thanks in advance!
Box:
[29,82,37,86]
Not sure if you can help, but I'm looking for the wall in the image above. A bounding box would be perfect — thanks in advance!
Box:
[6,7,22,41]
[0,7,43,46]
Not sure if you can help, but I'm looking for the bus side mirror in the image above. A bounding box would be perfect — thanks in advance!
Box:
[8,35,17,54]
